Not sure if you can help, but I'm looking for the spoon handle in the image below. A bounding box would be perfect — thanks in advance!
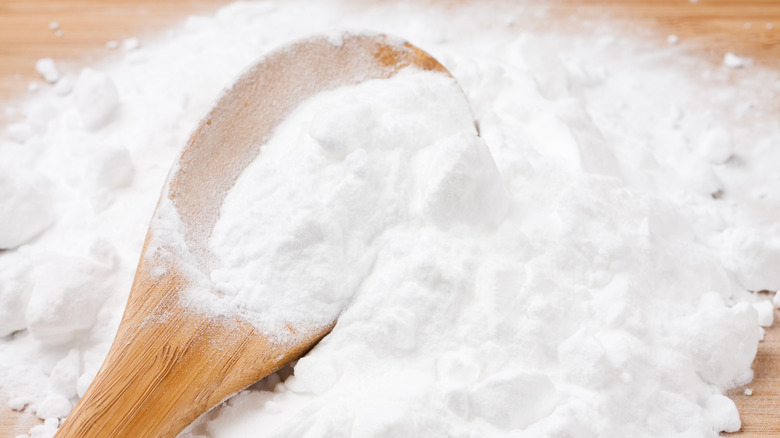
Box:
[55,264,328,438]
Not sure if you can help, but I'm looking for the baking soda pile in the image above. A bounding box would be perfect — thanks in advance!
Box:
[2,1,780,437]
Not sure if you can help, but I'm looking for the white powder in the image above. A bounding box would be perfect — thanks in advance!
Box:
[2,1,780,437]
[0,172,54,250]
[122,38,141,52]
[72,68,120,130]
[207,68,480,340]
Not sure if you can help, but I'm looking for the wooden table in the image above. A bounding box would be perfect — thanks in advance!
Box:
[1,0,779,436]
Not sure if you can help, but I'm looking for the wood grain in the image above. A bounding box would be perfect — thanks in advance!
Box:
[1,1,779,437]
[548,0,780,67]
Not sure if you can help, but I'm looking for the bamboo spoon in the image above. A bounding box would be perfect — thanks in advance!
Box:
[54,33,451,438]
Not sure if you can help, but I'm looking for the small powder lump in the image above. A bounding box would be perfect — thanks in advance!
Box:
[2,1,780,438]
[34,58,60,84]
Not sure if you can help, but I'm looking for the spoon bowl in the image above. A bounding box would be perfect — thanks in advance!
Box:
[54,33,451,438]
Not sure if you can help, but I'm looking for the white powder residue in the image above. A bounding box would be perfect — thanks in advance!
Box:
[1,1,780,437]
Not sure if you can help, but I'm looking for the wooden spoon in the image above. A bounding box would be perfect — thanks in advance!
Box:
[53,34,451,438]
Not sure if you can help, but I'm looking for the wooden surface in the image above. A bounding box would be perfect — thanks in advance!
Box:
[1,0,779,437]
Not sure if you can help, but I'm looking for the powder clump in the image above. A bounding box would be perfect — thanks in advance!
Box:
[0,171,54,250]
